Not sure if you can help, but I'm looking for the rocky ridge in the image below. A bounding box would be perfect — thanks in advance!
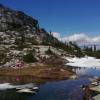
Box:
[0,4,67,67]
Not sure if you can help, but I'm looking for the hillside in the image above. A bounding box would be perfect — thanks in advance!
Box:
[0,4,65,66]
[0,3,78,79]
[0,4,83,68]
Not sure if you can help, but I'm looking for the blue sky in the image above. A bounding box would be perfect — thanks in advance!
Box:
[0,0,100,37]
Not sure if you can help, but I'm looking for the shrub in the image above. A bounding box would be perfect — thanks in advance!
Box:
[23,53,37,63]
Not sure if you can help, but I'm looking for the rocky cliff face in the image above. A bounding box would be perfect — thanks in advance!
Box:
[0,4,58,45]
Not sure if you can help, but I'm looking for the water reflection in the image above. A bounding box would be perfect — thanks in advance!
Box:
[0,67,100,100]
[0,76,55,85]
[0,75,91,100]
[29,78,90,100]
[72,67,100,76]
[0,89,29,100]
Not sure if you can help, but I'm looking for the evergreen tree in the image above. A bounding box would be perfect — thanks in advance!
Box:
[23,53,37,63]
[94,45,96,51]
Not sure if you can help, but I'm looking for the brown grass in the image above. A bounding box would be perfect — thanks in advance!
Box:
[0,65,75,79]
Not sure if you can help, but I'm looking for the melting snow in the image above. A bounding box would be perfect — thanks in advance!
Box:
[66,56,100,68]
[0,83,35,90]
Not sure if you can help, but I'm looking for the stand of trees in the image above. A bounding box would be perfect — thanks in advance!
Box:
[23,52,37,63]
[83,45,100,58]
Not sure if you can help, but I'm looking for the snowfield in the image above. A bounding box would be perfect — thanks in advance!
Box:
[66,56,100,68]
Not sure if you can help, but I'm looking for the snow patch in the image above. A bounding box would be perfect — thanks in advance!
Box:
[0,83,35,90]
[66,56,100,68]
[0,83,15,90]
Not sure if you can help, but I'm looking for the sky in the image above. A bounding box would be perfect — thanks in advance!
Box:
[0,0,100,44]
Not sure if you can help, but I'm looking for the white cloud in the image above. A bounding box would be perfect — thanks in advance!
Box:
[51,32,61,39]
[62,33,100,44]
[52,32,100,45]
[62,33,89,42]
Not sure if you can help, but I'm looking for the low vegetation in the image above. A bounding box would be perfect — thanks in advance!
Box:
[83,46,100,58]
[23,53,37,63]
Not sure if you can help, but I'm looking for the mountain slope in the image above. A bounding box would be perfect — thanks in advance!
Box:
[0,4,84,67]
[0,4,58,46]
[0,4,67,67]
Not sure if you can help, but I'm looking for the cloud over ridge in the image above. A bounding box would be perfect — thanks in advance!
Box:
[52,32,100,44]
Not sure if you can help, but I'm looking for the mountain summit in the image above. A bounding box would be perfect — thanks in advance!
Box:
[0,4,58,45]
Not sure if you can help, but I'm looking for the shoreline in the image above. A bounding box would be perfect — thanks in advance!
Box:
[0,64,75,80]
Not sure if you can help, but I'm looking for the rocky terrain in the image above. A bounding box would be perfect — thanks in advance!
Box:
[0,4,76,79]
[0,4,67,67]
